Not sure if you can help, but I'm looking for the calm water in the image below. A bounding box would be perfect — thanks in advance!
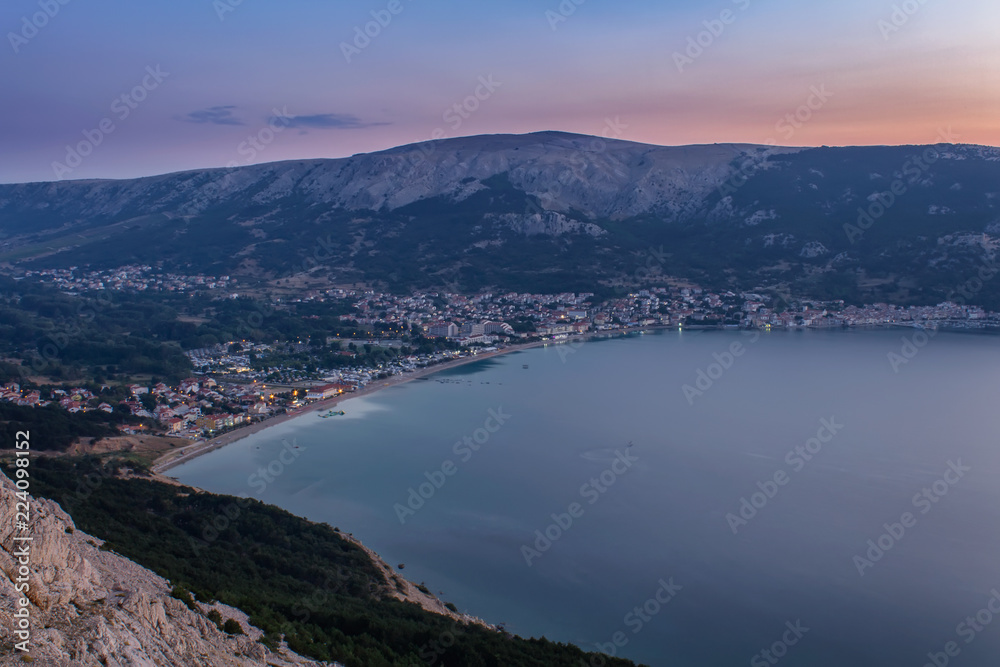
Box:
[172,329,1000,666]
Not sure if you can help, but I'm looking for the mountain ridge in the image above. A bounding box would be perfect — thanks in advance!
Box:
[2,133,1000,305]
[8,131,1000,188]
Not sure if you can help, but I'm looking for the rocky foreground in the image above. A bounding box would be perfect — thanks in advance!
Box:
[0,469,328,666]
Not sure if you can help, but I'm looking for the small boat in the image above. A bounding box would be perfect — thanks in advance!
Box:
[319,410,346,418]
[522,364,529,369]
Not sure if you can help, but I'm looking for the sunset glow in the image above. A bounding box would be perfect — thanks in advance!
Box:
[2,0,998,182]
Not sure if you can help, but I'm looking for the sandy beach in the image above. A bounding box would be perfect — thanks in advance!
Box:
[151,326,666,474]
[151,338,548,473]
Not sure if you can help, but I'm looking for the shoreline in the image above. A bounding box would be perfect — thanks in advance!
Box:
[88,322,986,473]
[151,337,551,473]
[151,326,669,474]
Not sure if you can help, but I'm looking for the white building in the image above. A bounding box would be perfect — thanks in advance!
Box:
[427,322,458,338]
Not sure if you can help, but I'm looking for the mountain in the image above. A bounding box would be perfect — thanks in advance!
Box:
[2,132,1000,305]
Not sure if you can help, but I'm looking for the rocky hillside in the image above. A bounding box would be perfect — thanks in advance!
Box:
[2,132,1000,305]
[0,469,328,666]
[1,458,640,666]
[0,133,797,225]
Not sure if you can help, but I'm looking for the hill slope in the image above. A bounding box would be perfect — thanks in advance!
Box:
[0,468,325,665]
[2,133,1000,304]
[3,458,641,666]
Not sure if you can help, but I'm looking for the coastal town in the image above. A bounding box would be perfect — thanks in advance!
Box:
[17,264,998,333]
[5,264,1000,444]
[20,266,236,293]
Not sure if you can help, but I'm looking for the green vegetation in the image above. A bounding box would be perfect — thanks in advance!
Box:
[222,618,244,635]
[0,276,193,383]
[6,145,1000,309]
[17,457,643,667]
[5,145,1000,393]
[0,275,465,389]
[0,403,126,451]
[171,585,198,611]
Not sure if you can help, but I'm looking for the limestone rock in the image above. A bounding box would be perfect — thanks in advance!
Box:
[0,471,328,666]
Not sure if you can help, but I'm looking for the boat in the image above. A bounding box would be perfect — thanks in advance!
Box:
[319,410,346,418]
[522,364,529,369]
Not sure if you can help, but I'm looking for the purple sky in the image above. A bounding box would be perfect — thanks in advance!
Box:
[2,0,998,183]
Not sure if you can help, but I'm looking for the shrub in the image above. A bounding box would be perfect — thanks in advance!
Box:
[222,618,244,635]
[170,586,197,610]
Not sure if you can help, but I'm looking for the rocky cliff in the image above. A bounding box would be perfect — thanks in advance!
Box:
[0,470,327,666]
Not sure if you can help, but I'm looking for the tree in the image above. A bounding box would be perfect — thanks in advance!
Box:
[222,618,244,635]
[170,586,196,610]
[139,393,157,412]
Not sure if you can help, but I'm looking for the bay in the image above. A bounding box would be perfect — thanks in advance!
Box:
[171,329,1000,666]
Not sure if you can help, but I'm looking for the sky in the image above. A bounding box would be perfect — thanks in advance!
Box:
[1,0,998,183]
